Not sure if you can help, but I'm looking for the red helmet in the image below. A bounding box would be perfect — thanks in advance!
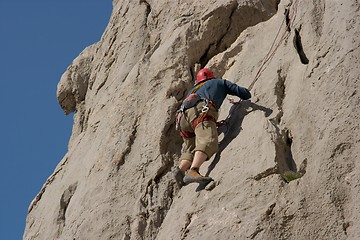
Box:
[196,68,215,83]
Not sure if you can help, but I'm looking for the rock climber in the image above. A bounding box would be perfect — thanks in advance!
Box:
[174,68,251,186]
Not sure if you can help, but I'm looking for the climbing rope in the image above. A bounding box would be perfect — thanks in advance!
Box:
[248,0,300,91]
[218,0,300,129]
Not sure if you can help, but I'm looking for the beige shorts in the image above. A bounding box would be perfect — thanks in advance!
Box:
[179,101,219,161]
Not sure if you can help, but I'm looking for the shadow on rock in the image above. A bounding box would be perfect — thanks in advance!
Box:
[196,100,272,192]
[207,100,272,177]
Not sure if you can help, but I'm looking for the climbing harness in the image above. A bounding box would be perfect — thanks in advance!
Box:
[248,0,300,90]
[176,82,217,138]
[177,99,217,138]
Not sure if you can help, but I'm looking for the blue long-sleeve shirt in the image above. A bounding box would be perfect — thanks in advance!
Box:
[194,78,251,109]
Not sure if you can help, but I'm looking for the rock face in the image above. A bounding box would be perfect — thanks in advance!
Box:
[24,0,360,239]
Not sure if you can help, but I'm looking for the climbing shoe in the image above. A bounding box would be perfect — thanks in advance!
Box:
[183,168,213,185]
[173,167,186,187]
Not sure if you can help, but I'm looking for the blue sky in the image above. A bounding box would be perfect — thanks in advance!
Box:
[0,1,112,239]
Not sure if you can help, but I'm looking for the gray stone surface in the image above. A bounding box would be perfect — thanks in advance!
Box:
[24,0,360,239]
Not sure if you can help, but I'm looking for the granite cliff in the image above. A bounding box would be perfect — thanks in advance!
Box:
[24,0,360,239]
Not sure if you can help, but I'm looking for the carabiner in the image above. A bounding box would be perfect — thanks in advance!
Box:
[201,105,209,113]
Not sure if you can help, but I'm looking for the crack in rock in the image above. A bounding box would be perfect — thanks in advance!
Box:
[180,212,195,240]
[254,166,278,180]
[57,182,78,237]
[134,178,175,239]
[115,117,140,171]
[255,68,306,182]
[293,26,309,64]
[193,0,280,68]
[248,226,264,239]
